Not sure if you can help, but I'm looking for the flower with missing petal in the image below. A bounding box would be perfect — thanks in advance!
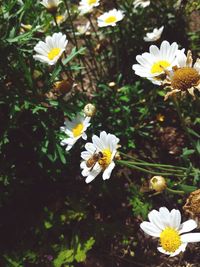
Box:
[133,0,150,9]
[144,26,164,42]
[140,207,200,257]
[78,0,100,15]
[60,114,91,151]
[80,131,119,183]
[164,50,200,100]
[97,9,124,27]
[132,40,180,85]
[40,0,62,13]
[33,32,68,65]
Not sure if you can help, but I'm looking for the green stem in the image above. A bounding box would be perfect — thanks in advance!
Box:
[117,160,185,177]
[166,187,185,195]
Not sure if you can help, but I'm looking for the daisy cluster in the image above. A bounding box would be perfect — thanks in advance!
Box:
[30,0,200,259]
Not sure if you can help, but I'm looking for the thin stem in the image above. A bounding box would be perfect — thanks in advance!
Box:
[117,160,185,177]
[166,187,185,195]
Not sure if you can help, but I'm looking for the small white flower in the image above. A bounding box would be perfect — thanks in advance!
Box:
[53,12,68,26]
[144,26,164,42]
[77,22,91,35]
[60,114,91,151]
[132,40,179,85]
[78,0,100,15]
[97,9,124,27]
[133,0,150,9]
[80,131,119,183]
[140,207,200,257]
[33,32,68,65]
[40,0,61,11]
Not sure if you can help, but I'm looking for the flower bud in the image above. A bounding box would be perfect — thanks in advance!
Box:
[150,176,167,192]
[108,81,116,87]
[83,103,96,117]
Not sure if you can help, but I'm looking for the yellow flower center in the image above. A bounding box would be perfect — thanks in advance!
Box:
[171,67,200,91]
[56,15,64,24]
[48,48,61,60]
[87,0,97,5]
[98,148,112,169]
[160,227,181,253]
[105,16,117,24]
[151,60,170,74]
[72,123,84,137]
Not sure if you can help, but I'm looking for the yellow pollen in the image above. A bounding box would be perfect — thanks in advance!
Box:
[171,67,200,91]
[160,227,181,253]
[151,60,170,74]
[87,0,96,5]
[48,48,61,60]
[105,16,117,24]
[72,123,84,137]
[98,148,112,169]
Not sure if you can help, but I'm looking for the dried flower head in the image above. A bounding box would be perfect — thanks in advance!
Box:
[183,189,200,219]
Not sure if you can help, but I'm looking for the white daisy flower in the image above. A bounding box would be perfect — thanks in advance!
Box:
[78,0,100,15]
[97,9,124,28]
[53,11,68,26]
[144,26,164,42]
[132,40,179,85]
[133,0,150,9]
[80,131,119,183]
[33,32,68,65]
[164,50,200,100]
[140,207,200,257]
[40,0,62,13]
[60,114,91,151]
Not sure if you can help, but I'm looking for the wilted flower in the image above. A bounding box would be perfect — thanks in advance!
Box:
[133,0,150,9]
[80,131,119,183]
[60,114,91,151]
[132,40,180,85]
[83,103,96,117]
[78,0,100,15]
[183,189,200,219]
[164,50,200,100]
[140,207,200,257]
[144,26,164,42]
[40,0,62,13]
[150,176,167,192]
[97,9,124,27]
[33,32,68,65]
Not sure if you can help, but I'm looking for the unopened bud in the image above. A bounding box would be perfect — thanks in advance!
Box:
[83,103,96,117]
[150,176,167,192]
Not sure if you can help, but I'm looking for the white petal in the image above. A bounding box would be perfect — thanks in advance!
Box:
[179,219,197,234]
[169,209,181,230]
[102,162,115,180]
[85,142,96,154]
[82,132,87,140]
[181,233,200,243]
[140,221,161,237]
[157,246,171,255]
[148,210,165,231]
